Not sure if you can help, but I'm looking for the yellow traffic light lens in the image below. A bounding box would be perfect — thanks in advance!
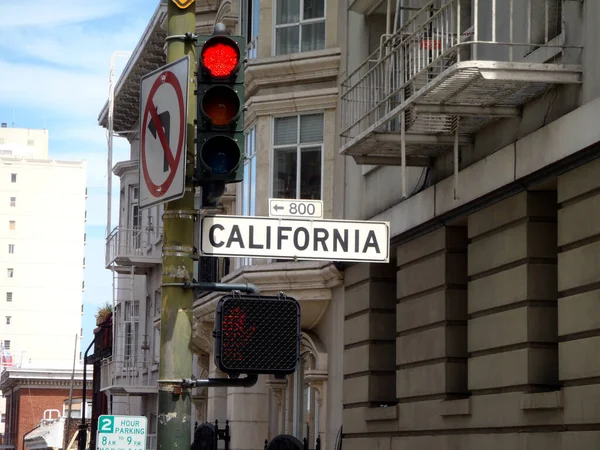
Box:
[201,136,241,175]
[201,86,241,127]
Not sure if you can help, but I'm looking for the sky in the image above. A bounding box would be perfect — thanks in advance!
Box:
[0,1,158,353]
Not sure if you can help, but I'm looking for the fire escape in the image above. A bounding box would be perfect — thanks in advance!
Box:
[340,0,582,197]
[103,226,162,401]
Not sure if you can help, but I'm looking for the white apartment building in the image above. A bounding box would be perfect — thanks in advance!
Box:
[0,124,87,434]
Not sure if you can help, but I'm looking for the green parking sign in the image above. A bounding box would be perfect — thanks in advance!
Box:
[97,415,147,450]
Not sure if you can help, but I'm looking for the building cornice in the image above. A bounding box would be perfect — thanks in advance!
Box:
[192,261,343,337]
[0,368,92,392]
[246,88,339,125]
[113,159,139,177]
[245,48,342,99]
[98,2,168,132]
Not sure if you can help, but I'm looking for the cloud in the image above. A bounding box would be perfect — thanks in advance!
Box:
[0,1,136,28]
[0,0,159,349]
[0,20,145,72]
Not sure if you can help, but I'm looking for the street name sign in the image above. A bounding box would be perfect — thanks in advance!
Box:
[97,415,147,450]
[139,56,189,209]
[200,215,390,263]
[269,198,323,219]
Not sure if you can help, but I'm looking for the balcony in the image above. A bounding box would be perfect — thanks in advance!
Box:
[100,357,158,394]
[340,0,582,170]
[105,227,162,270]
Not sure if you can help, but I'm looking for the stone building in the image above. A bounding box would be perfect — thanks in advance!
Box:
[338,0,600,449]
[98,0,600,449]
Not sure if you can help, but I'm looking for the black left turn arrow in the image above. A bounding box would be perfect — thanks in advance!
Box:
[148,107,171,172]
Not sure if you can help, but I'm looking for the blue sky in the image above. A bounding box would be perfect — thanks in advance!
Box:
[0,1,158,353]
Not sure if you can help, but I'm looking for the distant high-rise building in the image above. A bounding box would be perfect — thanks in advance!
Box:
[0,125,86,438]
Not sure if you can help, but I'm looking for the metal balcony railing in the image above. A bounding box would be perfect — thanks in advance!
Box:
[340,0,581,165]
[100,357,158,393]
[105,226,162,268]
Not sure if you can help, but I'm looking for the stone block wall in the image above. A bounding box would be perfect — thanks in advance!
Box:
[342,262,398,441]
[396,227,469,401]
[467,192,559,393]
[340,159,600,450]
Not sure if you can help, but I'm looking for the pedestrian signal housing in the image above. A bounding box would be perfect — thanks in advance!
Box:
[213,294,301,376]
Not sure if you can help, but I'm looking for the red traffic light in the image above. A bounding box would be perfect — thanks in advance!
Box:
[200,36,241,78]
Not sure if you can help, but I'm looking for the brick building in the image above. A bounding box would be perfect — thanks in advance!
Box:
[0,368,92,450]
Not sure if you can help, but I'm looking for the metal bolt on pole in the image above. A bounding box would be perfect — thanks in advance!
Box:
[157,1,197,449]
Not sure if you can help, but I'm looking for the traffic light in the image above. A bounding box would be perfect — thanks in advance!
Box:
[195,29,246,207]
[213,294,301,376]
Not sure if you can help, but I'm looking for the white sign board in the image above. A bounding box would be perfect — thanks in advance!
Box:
[200,215,390,263]
[97,415,147,450]
[269,198,323,219]
[139,56,189,209]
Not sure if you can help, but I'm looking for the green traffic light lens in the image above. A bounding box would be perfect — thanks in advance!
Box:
[201,86,241,128]
[201,136,241,175]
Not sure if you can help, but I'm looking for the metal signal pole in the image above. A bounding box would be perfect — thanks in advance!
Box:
[157,1,196,449]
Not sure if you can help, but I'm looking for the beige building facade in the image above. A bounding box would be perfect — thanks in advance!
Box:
[338,0,600,449]
[99,0,600,449]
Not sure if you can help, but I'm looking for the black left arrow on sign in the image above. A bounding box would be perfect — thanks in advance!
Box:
[148,107,171,172]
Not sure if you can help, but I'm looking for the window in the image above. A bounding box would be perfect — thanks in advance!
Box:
[1,413,5,423]
[8,244,14,254]
[4,340,10,350]
[8,221,15,230]
[275,0,326,55]
[241,127,257,217]
[130,186,141,249]
[530,0,562,45]
[6,292,12,302]
[10,173,16,183]
[238,127,257,268]
[272,114,323,200]
[242,0,260,58]
[7,268,13,278]
[9,197,15,207]
[6,316,11,325]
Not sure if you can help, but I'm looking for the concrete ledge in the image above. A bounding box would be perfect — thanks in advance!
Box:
[439,398,471,417]
[365,404,398,421]
[372,95,600,240]
[521,391,563,410]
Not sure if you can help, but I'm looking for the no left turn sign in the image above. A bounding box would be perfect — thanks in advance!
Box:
[139,56,190,209]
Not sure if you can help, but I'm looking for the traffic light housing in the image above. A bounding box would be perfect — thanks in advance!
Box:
[195,32,246,206]
[213,294,301,376]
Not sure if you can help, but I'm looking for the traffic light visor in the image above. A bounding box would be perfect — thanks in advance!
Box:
[200,136,242,175]
[201,86,241,127]
[200,36,241,78]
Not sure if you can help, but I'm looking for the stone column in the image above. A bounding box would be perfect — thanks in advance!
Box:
[266,377,287,436]
[305,370,327,449]
[227,375,270,450]
[467,191,558,392]
[206,357,228,424]
[342,262,397,441]
[396,227,468,402]
[557,158,600,448]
